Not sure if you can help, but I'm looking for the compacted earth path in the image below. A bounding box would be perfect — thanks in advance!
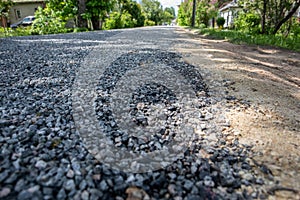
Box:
[0,27,299,199]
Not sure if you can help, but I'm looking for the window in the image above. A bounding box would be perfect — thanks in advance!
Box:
[15,10,21,19]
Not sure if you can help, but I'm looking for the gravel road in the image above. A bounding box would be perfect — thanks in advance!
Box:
[0,27,278,199]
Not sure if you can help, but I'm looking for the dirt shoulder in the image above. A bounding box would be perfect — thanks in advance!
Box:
[175,27,300,199]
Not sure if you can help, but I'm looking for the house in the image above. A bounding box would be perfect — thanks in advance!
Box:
[0,0,45,27]
[295,7,300,22]
[219,0,240,28]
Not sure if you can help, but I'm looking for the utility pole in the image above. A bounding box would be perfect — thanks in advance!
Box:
[191,0,196,27]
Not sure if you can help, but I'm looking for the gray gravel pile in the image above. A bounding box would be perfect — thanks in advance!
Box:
[1,28,273,200]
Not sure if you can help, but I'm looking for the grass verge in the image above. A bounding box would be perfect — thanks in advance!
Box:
[194,28,300,52]
[0,27,32,38]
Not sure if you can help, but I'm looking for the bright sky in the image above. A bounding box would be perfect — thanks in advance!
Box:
[158,0,182,8]
[158,0,182,15]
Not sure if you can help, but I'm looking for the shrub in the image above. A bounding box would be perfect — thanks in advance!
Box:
[199,23,206,29]
[216,17,225,28]
[235,13,260,34]
[0,27,31,37]
[104,11,136,30]
[30,7,68,35]
[144,19,155,26]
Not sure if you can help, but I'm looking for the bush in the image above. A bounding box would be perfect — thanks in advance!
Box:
[235,13,260,34]
[216,17,225,28]
[30,7,68,35]
[144,19,155,26]
[199,23,206,29]
[0,27,31,37]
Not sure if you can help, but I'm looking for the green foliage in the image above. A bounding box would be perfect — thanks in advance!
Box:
[0,0,13,28]
[162,8,174,24]
[46,0,77,21]
[121,11,136,28]
[104,0,144,29]
[216,17,225,28]
[0,27,31,37]
[128,1,145,27]
[164,7,175,18]
[141,0,163,25]
[235,12,261,34]
[30,7,68,35]
[86,0,114,30]
[237,0,300,35]
[29,0,77,35]
[199,23,207,29]
[104,11,136,29]
[104,12,121,29]
[177,0,192,26]
[278,18,300,37]
[196,0,216,27]
[178,0,218,27]
[144,19,155,26]
[73,27,89,33]
[0,0,13,17]
[197,28,300,51]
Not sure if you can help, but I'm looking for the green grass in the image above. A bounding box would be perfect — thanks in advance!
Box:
[195,28,300,52]
[0,27,32,38]
[0,26,89,38]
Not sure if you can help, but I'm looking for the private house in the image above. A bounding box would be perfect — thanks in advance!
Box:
[1,0,45,27]
[296,7,300,22]
[219,0,240,28]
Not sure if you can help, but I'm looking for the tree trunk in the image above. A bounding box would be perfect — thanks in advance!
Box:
[272,1,300,34]
[191,0,196,27]
[91,16,100,30]
[261,0,267,34]
[2,16,8,28]
[77,0,88,28]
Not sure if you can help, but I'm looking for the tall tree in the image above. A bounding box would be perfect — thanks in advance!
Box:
[77,0,87,28]
[141,0,163,25]
[0,0,13,27]
[192,0,196,27]
[272,0,300,34]
[105,0,144,29]
[162,7,175,24]
[177,0,193,26]
[238,0,300,35]
[86,0,114,30]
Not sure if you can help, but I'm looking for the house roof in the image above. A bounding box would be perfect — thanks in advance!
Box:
[219,0,239,12]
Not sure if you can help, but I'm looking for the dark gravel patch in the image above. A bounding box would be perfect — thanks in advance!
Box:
[0,29,272,200]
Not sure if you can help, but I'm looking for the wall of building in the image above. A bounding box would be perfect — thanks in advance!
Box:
[8,2,44,25]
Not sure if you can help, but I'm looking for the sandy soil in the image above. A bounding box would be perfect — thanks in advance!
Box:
[175,28,300,199]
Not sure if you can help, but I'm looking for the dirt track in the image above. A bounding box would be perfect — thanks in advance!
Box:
[176,28,300,199]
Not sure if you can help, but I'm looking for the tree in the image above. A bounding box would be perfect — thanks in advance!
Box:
[30,0,77,34]
[272,0,300,34]
[177,0,193,26]
[165,7,175,18]
[141,0,164,25]
[162,7,175,24]
[0,0,13,27]
[104,0,144,29]
[86,0,114,30]
[46,0,77,21]
[178,0,218,27]
[129,1,145,27]
[77,0,87,28]
[238,0,300,35]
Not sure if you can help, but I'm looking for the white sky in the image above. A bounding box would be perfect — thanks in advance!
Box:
[158,0,182,15]
[158,0,182,9]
